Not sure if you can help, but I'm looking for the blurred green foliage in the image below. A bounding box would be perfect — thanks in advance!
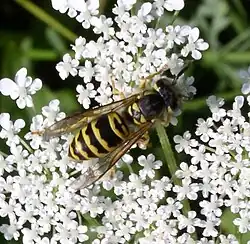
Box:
[1,0,250,243]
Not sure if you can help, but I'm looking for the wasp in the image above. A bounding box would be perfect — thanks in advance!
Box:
[38,75,184,189]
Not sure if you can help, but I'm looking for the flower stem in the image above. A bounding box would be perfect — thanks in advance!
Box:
[77,211,83,226]
[16,0,77,42]
[83,213,101,226]
[155,122,192,217]
[0,151,8,157]
[171,10,180,25]
[155,122,179,181]
[20,138,33,154]
[126,163,134,174]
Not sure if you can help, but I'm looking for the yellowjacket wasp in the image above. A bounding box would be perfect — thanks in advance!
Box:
[37,73,185,189]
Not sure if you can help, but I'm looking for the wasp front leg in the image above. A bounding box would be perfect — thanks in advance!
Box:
[139,64,169,90]
[161,107,174,127]
[137,132,150,150]
[110,76,126,99]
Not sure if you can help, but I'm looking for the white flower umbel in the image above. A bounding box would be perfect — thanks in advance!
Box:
[0,0,212,243]
[52,0,208,110]
[172,76,250,242]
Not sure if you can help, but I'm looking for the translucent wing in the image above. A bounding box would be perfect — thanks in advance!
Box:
[43,94,139,139]
[71,122,153,190]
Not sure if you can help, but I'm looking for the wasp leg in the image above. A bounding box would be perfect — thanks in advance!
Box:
[139,64,169,89]
[137,132,150,150]
[102,166,116,182]
[110,76,126,99]
[161,107,174,126]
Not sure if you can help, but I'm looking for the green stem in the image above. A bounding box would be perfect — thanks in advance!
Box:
[171,11,180,25]
[204,51,250,64]
[155,123,192,221]
[127,163,134,174]
[20,138,33,154]
[77,211,83,226]
[0,151,8,157]
[223,52,250,63]
[183,90,240,112]
[155,122,179,181]
[15,0,77,42]
[83,213,100,226]
[230,0,247,33]
[69,169,80,177]
[220,29,250,53]
[27,49,58,61]
[155,16,161,29]
[232,0,247,21]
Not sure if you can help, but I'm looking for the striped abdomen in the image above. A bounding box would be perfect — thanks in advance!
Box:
[69,112,129,160]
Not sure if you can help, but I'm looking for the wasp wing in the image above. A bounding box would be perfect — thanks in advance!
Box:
[43,94,139,139]
[71,122,153,190]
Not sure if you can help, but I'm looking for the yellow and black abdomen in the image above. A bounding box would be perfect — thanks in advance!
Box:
[69,112,129,160]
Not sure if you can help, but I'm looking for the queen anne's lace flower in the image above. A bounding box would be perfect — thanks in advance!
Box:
[76,83,97,109]
[163,0,184,12]
[171,76,250,241]
[75,0,99,28]
[56,54,79,80]
[138,154,162,180]
[181,27,209,60]
[41,99,66,126]
[0,68,42,109]
[0,113,25,146]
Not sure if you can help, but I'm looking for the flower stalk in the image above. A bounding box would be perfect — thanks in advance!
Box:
[156,122,191,217]
[155,122,179,181]
[16,0,76,41]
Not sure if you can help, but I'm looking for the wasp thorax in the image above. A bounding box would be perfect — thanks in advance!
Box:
[138,93,166,120]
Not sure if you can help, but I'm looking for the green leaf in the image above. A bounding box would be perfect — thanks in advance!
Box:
[46,28,67,53]
[32,85,79,115]
[55,89,79,113]
[1,38,33,76]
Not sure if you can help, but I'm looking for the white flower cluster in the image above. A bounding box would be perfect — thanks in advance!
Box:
[0,81,175,243]
[0,0,214,243]
[54,0,208,109]
[1,68,250,243]
[173,79,250,241]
